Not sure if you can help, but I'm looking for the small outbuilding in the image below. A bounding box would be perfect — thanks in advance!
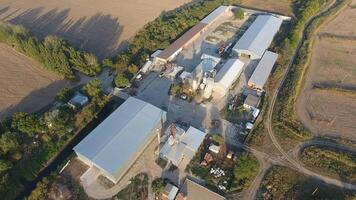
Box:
[162,183,179,200]
[68,92,88,108]
[243,94,261,110]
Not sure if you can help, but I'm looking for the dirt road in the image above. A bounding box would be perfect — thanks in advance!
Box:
[266,0,356,191]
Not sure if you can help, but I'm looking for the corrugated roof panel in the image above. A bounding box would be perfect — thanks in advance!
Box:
[201,6,229,24]
[157,23,207,60]
[248,50,278,89]
[73,97,166,181]
[214,59,245,90]
[233,15,282,58]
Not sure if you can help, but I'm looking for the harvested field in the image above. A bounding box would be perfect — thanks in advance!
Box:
[240,0,293,16]
[320,3,356,38]
[0,0,191,59]
[297,1,356,140]
[0,43,71,120]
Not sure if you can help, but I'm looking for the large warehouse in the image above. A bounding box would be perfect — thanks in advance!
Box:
[232,15,283,59]
[213,59,245,96]
[155,6,230,63]
[73,97,167,183]
[248,50,278,91]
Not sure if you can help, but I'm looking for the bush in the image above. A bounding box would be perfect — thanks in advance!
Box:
[233,8,244,19]
[115,74,130,88]
[169,84,182,96]
[151,178,165,194]
[55,87,74,102]
[232,153,259,192]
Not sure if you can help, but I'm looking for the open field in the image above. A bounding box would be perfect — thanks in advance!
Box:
[0,0,191,59]
[296,1,356,140]
[240,0,293,16]
[0,43,71,120]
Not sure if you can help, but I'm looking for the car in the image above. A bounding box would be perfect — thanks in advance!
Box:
[135,73,143,81]
[159,72,164,78]
[179,93,187,100]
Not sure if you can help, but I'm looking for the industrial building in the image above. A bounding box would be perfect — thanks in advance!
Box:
[155,6,230,63]
[73,97,167,183]
[248,50,278,91]
[213,59,245,97]
[160,124,206,168]
[232,15,283,59]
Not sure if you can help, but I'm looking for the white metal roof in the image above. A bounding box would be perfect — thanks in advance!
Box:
[73,97,166,181]
[68,92,88,106]
[214,59,244,91]
[193,55,221,78]
[201,6,230,24]
[151,50,162,58]
[160,126,206,166]
[248,50,278,90]
[141,60,152,73]
[233,15,282,58]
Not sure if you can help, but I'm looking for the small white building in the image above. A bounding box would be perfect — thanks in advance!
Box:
[209,144,220,154]
[160,126,206,168]
[232,15,283,59]
[162,183,179,200]
[243,94,261,110]
[140,60,152,74]
[248,50,278,91]
[213,59,245,97]
[68,92,88,108]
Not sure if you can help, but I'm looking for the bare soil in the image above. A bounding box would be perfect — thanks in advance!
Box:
[296,2,356,141]
[240,0,293,16]
[0,43,72,120]
[0,0,191,59]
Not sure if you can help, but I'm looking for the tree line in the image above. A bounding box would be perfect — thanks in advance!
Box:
[0,22,102,79]
[0,79,108,199]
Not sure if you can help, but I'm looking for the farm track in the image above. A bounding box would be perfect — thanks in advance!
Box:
[265,0,356,192]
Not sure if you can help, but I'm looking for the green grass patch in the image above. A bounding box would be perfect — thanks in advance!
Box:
[300,146,356,183]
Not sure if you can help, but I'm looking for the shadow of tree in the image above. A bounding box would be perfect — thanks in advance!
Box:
[4,7,124,59]
[0,78,79,120]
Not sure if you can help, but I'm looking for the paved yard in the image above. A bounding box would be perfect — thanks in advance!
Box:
[135,72,173,109]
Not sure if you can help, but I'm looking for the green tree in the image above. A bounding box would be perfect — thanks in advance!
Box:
[0,132,20,154]
[55,87,74,102]
[169,84,182,96]
[233,8,244,19]
[127,64,138,74]
[28,177,49,200]
[0,159,12,174]
[11,112,44,137]
[84,79,102,98]
[151,178,164,194]
[115,74,129,88]
[45,106,75,137]
[102,58,115,69]
[233,153,259,190]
